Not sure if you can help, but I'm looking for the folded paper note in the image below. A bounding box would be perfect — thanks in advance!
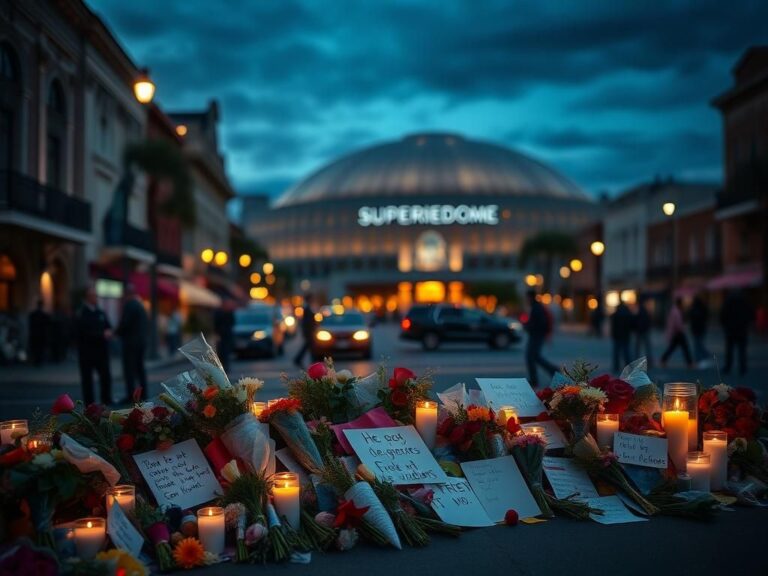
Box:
[461,455,541,522]
[475,378,546,417]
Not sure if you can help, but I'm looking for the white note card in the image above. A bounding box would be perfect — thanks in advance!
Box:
[583,496,648,524]
[613,432,668,469]
[475,378,546,417]
[431,478,495,527]
[542,456,599,500]
[461,455,541,522]
[107,502,144,557]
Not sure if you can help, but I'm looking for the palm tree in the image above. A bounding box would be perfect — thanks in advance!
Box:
[519,231,577,292]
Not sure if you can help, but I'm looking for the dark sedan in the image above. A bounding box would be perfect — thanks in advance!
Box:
[233,306,285,358]
[311,310,373,361]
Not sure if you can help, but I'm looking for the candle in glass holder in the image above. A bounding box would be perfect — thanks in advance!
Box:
[497,406,517,427]
[25,432,53,454]
[250,401,266,418]
[702,431,728,491]
[663,398,689,470]
[272,472,300,529]
[686,451,711,492]
[596,414,619,449]
[688,417,699,451]
[0,419,28,444]
[197,507,225,555]
[415,400,438,449]
[74,518,106,559]
[525,425,547,446]
[105,484,136,516]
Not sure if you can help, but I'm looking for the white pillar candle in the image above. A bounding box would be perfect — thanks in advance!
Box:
[702,431,728,491]
[415,400,438,449]
[0,419,28,445]
[497,406,518,427]
[596,414,619,450]
[105,484,136,517]
[272,472,301,529]
[74,518,106,560]
[663,400,689,470]
[197,507,225,555]
[688,417,698,451]
[686,451,711,492]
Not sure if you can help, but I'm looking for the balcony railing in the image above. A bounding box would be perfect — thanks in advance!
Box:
[0,170,91,232]
[103,220,153,253]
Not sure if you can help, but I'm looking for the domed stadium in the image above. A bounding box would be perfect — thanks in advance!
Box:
[243,132,595,310]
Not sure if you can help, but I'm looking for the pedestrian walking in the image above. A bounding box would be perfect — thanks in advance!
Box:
[293,293,317,369]
[214,300,235,373]
[523,290,558,387]
[689,295,711,366]
[610,300,633,373]
[27,299,49,365]
[76,287,113,405]
[166,309,182,356]
[117,285,148,402]
[634,297,653,367]
[720,289,752,376]
[660,298,693,368]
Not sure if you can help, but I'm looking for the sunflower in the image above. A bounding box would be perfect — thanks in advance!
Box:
[173,537,206,569]
[96,549,148,576]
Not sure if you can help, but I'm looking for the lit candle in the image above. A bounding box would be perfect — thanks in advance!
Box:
[496,406,517,427]
[105,484,136,517]
[525,425,547,446]
[74,517,106,560]
[272,472,301,530]
[688,417,699,450]
[415,400,438,449]
[250,401,266,418]
[686,451,711,492]
[702,431,728,491]
[267,398,282,408]
[25,432,53,454]
[197,507,225,555]
[596,414,619,450]
[663,399,689,470]
[0,419,28,444]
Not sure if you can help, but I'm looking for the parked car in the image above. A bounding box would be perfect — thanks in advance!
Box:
[233,305,285,358]
[400,304,522,351]
[312,309,373,361]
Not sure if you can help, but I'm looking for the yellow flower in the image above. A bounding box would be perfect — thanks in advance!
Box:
[173,537,206,569]
[467,406,493,422]
[96,549,148,576]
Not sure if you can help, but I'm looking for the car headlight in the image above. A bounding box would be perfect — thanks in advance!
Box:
[252,330,269,341]
[316,330,333,342]
[352,330,370,341]
[508,320,522,331]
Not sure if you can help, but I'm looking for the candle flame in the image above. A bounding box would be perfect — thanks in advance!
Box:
[86,521,93,528]
[674,398,682,410]
[208,509,213,516]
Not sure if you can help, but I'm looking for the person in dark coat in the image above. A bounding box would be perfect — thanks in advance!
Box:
[634,298,653,368]
[293,293,317,369]
[76,287,113,405]
[28,299,49,365]
[610,301,633,373]
[720,290,752,376]
[523,290,558,387]
[117,285,148,402]
[689,295,711,364]
[214,299,235,373]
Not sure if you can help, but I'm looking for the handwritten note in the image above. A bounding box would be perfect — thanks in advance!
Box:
[431,478,494,527]
[475,378,546,417]
[583,496,648,524]
[343,426,448,485]
[461,455,541,522]
[522,421,567,450]
[107,502,144,557]
[542,456,599,500]
[133,439,221,509]
[613,433,668,469]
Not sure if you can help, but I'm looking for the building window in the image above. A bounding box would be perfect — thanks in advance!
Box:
[46,80,66,189]
[0,42,20,172]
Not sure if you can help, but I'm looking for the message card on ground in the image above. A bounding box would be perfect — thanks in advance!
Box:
[542,456,599,500]
[461,455,541,522]
[431,478,495,527]
[343,426,448,484]
[475,378,546,417]
[133,439,221,510]
[107,501,144,557]
[613,432,668,469]
[583,496,648,525]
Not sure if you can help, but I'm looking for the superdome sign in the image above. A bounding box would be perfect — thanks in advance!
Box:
[358,204,499,227]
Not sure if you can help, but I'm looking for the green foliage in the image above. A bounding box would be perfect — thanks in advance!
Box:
[286,369,360,424]
[562,360,598,383]
[218,472,268,523]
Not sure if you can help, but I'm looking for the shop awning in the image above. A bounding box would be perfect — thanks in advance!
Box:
[706,268,763,291]
[180,280,222,308]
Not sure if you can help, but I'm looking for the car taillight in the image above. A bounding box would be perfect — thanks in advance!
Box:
[519,313,529,324]
[401,318,412,330]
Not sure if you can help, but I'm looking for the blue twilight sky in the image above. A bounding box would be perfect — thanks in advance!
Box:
[90,0,766,202]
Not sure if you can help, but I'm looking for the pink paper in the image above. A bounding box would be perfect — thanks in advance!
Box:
[331,407,397,454]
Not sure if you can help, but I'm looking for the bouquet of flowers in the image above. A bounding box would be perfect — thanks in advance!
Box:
[116,405,182,453]
[699,384,761,441]
[437,405,505,461]
[377,367,433,425]
[135,500,174,572]
[259,399,324,474]
[286,360,364,424]
[178,333,231,389]
[545,363,607,441]
[508,433,553,518]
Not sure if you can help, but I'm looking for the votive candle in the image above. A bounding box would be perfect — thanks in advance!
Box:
[74,518,106,560]
[686,451,711,492]
[250,401,266,418]
[415,400,438,449]
[596,413,619,450]
[272,472,301,529]
[25,432,53,454]
[663,399,689,470]
[0,419,28,444]
[525,425,547,446]
[105,484,136,517]
[197,507,225,555]
[497,406,517,427]
[702,431,728,491]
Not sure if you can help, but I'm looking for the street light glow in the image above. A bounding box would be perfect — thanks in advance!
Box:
[250,272,261,284]
[200,248,214,263]
[133,68,155,104]
[525,274,538,287]
[239,254,252,268]
[176,124,188,137]
[214,251,228,266]
[263,262,274,275]
[662,202,676,216]
[590,241,605,256]
[570,258,583,272]
[559,266,571,279]
[250,286,268,300]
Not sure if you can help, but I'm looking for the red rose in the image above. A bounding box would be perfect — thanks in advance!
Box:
[734,417,758,440]
[504,509,519,526]
[698,391,718,414]
[735,402,754,419]
[713,405,731,426]
[592,377,633,414]
[465,421,483,436]
[392,367,416,387]
[84,403,106,422]
[390,389,409,408]
[116,434,135,452]
[536,387,554,403]
[307,362,328,380]
[51,393,75,415]
[152,406,171,420]
[437,416,455,437]
[448,425,466,445]
[506,418,521,435]
[589,374,611,389]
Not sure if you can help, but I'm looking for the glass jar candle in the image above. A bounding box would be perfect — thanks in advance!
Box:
[686,451,711,492]
[596,414,619,450]
[105,484,136,516]
[25,432,53,454]
[197,507,225,555]
[702,431,728,491]
[0,419,28,445]
[74,518,106,559]
[663,383,698,469]
[415,400,438,449]
[271,472,300,529]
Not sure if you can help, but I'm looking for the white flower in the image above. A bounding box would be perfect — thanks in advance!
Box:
[237,377,264,403]
[335,528,359,551]
[140,408,154,425]
[221,459,241,483]
[579,387,607,405]
[32,453,55,469]
[713,383,731,402]
[336,369,353,384]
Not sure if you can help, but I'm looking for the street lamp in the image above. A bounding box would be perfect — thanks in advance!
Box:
[570,258,583,272]
[214,251,228,267]
[263,262,274,275]
[201,248,214,263]
[590,241,605,256]
[663,201,678,293]
[239,254,252,268]
[662,202,676,217]
[559,266,571,279]
[133,68,155,104]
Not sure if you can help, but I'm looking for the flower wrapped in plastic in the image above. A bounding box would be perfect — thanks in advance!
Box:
[179,333,231,389]
[220,413,271,474]
[135,500,174,572]
[508,433,553,518]
[259,399,323,474]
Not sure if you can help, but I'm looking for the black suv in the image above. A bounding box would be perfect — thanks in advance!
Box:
[400,304,522,351]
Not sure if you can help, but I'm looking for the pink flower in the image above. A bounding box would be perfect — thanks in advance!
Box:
[314,511,336,528]
[51,393,75,415]
[245,523,267,545]
[391,367,416,388]
[307,362,328,380]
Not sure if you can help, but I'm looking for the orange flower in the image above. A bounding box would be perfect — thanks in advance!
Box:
[561,386,583,395]
[202,404,217,419]
[172,537,205,569]
[467,406,493,422]
[202,387,219,400]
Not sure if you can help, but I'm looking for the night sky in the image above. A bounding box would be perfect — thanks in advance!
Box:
[90,0,767,203]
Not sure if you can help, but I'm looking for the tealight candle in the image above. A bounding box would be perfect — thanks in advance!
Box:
[596,413,619,450]
[25,432,53,454]
[105,484,136,517]
[663,398,689,470]
[496,406,518,427]
[197,507,225,555]
[702,431,728,491]
[415,400,438,449]
[686,451,711,492]
[272,472,301,529]
[74,518,106,560]
[0,419,28,445]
